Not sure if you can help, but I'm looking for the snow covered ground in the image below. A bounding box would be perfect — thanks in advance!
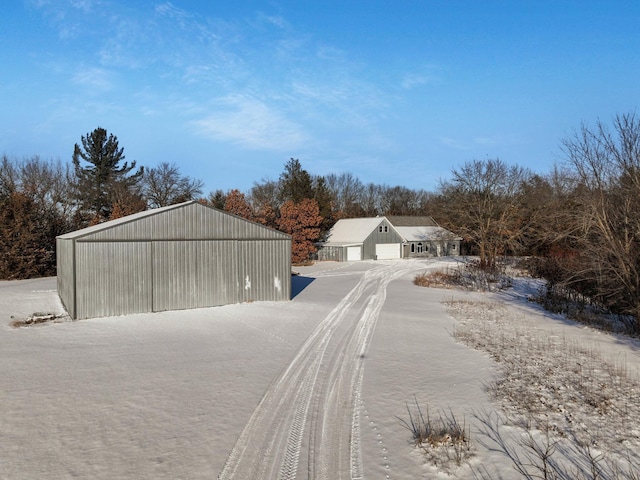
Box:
[1,258,639,479]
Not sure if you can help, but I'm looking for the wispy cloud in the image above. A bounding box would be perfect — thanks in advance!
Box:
[69,0,99,13]
[441,137,475,150]
[30,0,102,38]
[72,66,113,90]
[154,2,191,28]
[401,73,429,90]
[473,136,501,146]
[29,2,394,158]
[256,12,288,30]
[400,65,443,90]
[193,95,308,151]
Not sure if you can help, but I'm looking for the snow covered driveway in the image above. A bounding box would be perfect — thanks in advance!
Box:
[218,260,433,479]
[0,259,541,479]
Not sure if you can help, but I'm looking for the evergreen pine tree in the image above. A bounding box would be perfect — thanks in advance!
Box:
[72,127,144,224]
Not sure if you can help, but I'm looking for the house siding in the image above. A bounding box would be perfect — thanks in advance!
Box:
[362,219,404,259]
[403,239,461,258]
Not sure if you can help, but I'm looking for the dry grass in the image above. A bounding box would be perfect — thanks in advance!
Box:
[531,284,638,336]
[398,398,473,473]
[413,270,457,289]
[414,262,512,292]
[446,299,640,478]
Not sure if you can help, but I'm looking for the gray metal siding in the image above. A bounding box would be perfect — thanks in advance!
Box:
[57,202,292,319]
[56,238,76,318]
[238,239,291,303]
[74,242,152,319]
[152,240,240,312]
[69,238,291,318]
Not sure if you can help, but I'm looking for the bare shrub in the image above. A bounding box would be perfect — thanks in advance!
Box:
[447,299,640,479]
[398,398,473,473]
[473,410,640,480]
[531,283,637,336]
[414,261,512,292]
[414,270,457,288]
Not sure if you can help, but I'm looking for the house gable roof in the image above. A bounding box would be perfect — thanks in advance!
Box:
[395,226,462,242]
[322,217,386,244]
[322,215,461,245]
[386,215,438,227]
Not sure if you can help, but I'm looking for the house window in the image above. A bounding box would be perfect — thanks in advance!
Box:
[411,243,415,253]
[384,225,388,232]
[417,242,423,253]
[452,243,456,250]
[378,226,383,232]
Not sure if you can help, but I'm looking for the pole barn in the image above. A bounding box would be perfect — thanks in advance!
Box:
[56,201,292,319]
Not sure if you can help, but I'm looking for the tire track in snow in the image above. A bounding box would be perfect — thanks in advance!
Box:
[312,262,416,479]
[218,260,426,480]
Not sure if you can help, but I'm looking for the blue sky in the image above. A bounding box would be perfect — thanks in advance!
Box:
[2,1,639,194]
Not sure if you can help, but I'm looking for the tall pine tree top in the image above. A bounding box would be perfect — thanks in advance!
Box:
[279,158,314,204]
[72,127,144,224]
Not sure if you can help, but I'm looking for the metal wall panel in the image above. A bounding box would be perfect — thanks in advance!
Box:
[152,240,240,312]
[238,239,291,303]
[75,242,152,319]
[56,238,76,318]
[58,202,292,319]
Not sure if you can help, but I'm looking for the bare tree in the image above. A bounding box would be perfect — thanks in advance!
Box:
[324,172,365,217]
[249,178,281,212]
[560,112,640,326]
[439,158,532,269]
[142,162,204,208]
[378,185,430,216]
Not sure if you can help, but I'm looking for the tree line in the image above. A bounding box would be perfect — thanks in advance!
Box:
[2,115,640,330]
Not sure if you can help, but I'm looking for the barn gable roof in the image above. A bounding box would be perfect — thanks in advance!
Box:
[57,201,290,242]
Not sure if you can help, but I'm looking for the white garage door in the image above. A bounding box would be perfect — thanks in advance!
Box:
[375,243,401,259]
[347,246,361,261]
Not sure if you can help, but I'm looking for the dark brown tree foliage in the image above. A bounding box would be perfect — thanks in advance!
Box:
[277,199,323,265]
[0,156,71,279]
[224,189,254,220]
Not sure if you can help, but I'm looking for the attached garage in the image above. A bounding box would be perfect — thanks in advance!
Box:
[346,246,362,261]
[56,201,291,319]
[375,243,401,260]
[317,217,404,261]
